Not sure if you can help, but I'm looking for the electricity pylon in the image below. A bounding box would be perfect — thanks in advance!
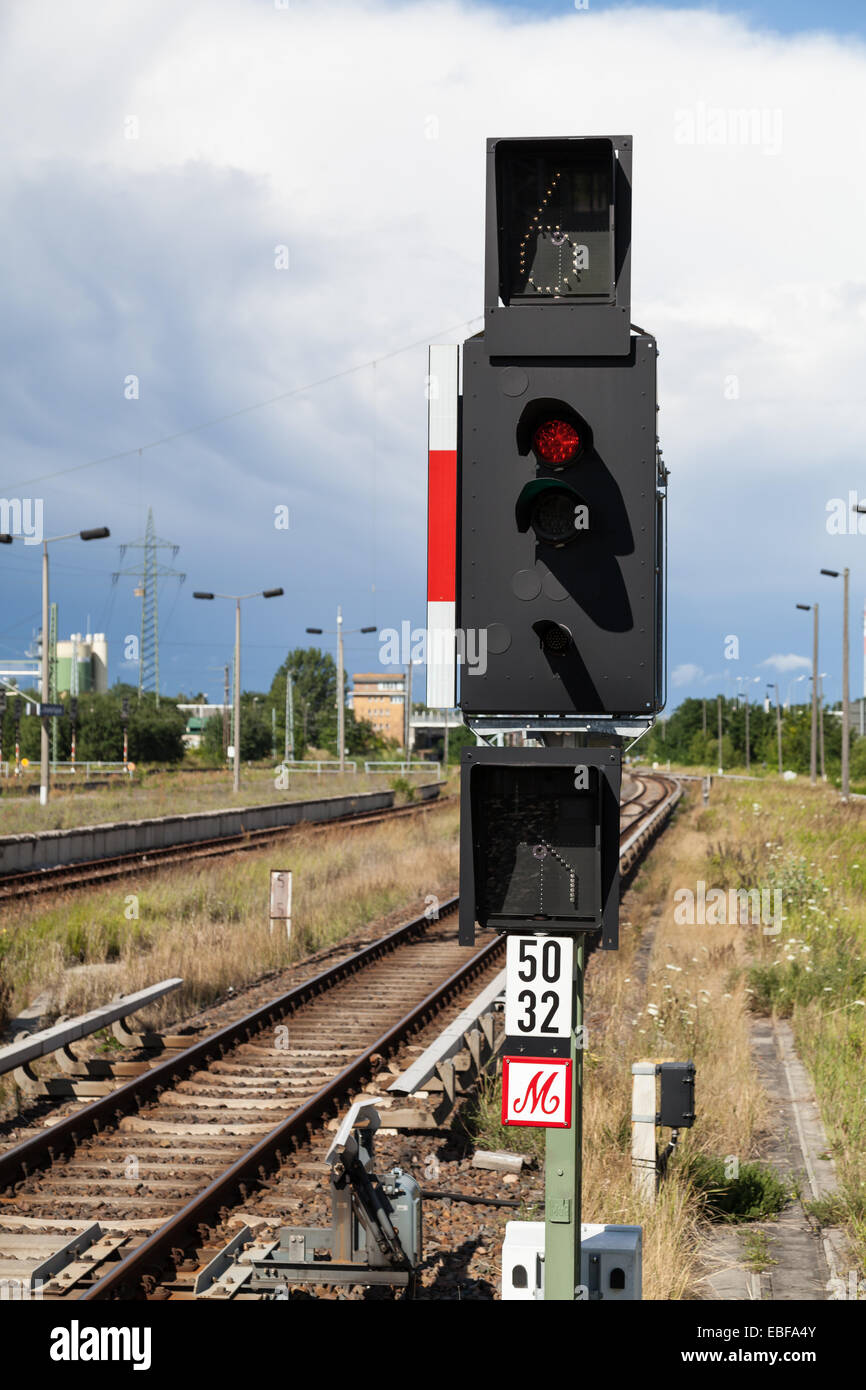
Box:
[113,509,185,706]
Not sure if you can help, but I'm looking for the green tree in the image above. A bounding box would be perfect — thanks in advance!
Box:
[238,698,272,761]
[849,734,866,785]
[707,734,735,769]
[1,691,43,763]
[269,647,340,756]
[127,696,186,763]
[201,714,227,764]
[446,723,475,764]
[77,693,124,761]
[343,709,388,758]
[686,729,708,764]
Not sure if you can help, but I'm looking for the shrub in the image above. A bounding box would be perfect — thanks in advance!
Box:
[685,1154,790,1222]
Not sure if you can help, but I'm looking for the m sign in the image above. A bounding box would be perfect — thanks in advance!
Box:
[502,1056,572,1128]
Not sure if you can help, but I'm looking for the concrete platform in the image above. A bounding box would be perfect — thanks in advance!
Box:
[698,1017,850,1301]
[0,782,441,877]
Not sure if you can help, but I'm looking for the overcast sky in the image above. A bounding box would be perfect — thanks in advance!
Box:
[1,0,865,711]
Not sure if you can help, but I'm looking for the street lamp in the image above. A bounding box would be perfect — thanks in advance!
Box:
[816,672,829,782]
[820,567,850,800]
[796,603,818,786]
[735,675,759,773]
[2,526,110,805]
[855,500,866,736]
[305,607,376,773]
[194,587,284,793]
[785,672,807,708]
[766,683,783,776]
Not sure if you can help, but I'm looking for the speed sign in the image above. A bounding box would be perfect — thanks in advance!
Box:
[505,935,573,1046]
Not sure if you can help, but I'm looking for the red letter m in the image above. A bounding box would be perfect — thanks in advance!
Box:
[513,1070,559,1116]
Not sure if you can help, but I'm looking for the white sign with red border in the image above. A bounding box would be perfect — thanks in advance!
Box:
[501,1055,573,1128]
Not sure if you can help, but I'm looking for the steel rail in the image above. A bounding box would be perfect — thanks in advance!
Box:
[619,778,682,868]
[0,896,458,1193]
[79,773,681,1301]
[0,771,679,1299]
[81,931,503,1300]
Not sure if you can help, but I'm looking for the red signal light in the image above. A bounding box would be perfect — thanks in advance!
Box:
[532,419,581,465]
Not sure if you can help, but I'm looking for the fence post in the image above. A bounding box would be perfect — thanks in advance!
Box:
[631,1062,658,1202]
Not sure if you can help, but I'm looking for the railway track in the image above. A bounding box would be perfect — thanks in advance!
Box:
[0,792,450,903]
[0,772,681,1301]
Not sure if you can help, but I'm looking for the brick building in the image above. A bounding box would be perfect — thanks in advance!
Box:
[351,672,406,746]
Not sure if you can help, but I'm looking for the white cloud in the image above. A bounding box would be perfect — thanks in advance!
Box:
[672,663,704,687]
[760,653,812,673]
[2,1,866,694]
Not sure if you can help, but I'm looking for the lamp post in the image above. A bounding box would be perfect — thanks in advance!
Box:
[404,660,413,762]
[785,672,807,709]
[736,675,759,773]
[766,683,783,776]
[284,673,294,763]
[855,501,866,735]
[796,603,818,786]
[820,567,850,800]
[2,526,111,805]
[194,588,284,793]
[306,609,376,774]
[817,672,828,782]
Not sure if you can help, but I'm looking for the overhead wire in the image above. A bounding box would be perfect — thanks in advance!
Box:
[2,315,483,493]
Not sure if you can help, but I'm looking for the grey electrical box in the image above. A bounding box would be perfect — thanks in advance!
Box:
[502,1221,642,1301]
[658,1060,696,1129]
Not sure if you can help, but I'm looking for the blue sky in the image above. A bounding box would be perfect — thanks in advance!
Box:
[1,0,865,715]
[483,0,866,37]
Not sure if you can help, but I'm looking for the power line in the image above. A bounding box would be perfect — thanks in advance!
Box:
[112,508,185,705]
[3,316,482,492]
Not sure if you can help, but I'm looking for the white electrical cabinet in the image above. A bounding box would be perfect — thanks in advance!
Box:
[501,1221,642,1301]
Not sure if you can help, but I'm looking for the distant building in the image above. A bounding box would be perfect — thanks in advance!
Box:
[177,702,230,749]
[55,633,108,695]
[350,672,406,746]
[830,696,866,737]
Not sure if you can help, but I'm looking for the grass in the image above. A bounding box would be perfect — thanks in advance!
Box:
[6,768,860,1295]
[743,1229,777,1273]
[0,765,441,836]
[688,778,866,1269]
[465,778,865,1293]
[0,801,460,1041]
[460,1073,545,1165]
[460,785,780,1299]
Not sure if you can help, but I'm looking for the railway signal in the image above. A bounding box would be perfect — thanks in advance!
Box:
[432,134,663,1303]
[121,697,130,770]
[69,697,78,766]
[14,697,22,776]
[459,744,621,948]
[456,136,665,722]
